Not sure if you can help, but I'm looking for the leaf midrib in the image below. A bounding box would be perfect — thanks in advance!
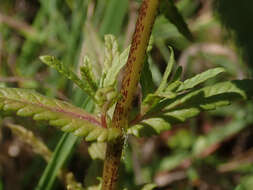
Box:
[1,96,102,127]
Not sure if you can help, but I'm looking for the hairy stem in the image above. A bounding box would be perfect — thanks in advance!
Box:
[102,0,160,189]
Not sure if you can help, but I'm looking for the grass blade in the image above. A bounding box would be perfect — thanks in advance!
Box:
[35,133,78,190]
[99,0,128,36]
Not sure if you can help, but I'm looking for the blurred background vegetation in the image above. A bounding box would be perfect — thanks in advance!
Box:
[1,0,253,189]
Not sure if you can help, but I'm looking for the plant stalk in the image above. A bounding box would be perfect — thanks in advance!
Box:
[102,0,160,189]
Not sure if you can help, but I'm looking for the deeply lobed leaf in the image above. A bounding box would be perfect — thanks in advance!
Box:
[151,80,253,114]
[157,46,175,93]
[88,142,106,160]
[177,67,225,92]
[104,35,119,71]
[40,56,97,102]
[80,56,98,93]
[0,88,120,142]
[103,46,130,88]
[128,117,171,137]
[129,80,253,137]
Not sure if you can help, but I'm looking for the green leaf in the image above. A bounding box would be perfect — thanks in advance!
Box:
[163,107,200,123]
[40,56,97,101]
[155,39,171,63]
[131,80,253,138]
[143,91,176,106]
[157,46,175,93]
[170,65,183,83]
[128,118,171,137]
[103,46,130,87]
[99,0,128,36]
[151,80,253,114]
[162,100,230,123]
[35,133,77,190]
[103,34,119,72]
[141,91,177,115]
[234,185,246,190]
[140,58,156,99]
[34,2,88,189]
[165,80,182,92]
[142,47,176,111]
[36,92,92,190]
[165,66,183,92]
[88,142,106,160]
[160,0,193,41]
[0,88,120,142]
[80,56,98,92]
[177,67,225,92]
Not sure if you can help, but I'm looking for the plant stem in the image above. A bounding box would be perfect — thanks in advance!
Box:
[102,0,160,189]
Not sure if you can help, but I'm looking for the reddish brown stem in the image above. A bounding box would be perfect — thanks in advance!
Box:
[101,114,107,128]
[101,0,160,189]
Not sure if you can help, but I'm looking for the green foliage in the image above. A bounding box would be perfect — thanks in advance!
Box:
[99,0,128,36]
[128,44,253,138]
[40,56,97,101]
[2,0,253,189]
[80,56,98,93]
[102,42,130,88]
[36,97,93,190]
[129,74,253,137]
[23,1,89,189]
[235,185,246,190]
[0,88,120,142]
[88,142,106,160]
[103,35,119,72]
[142,48,177,113]
[35,133,77,190]
[140,58,156,98]
[176,67,225,91]
[128,118,171,137]
[157,46,175,93]
[40,34,130,112]
[6,123,84,190]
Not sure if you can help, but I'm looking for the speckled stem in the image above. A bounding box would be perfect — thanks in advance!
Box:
[102,0,160,189]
